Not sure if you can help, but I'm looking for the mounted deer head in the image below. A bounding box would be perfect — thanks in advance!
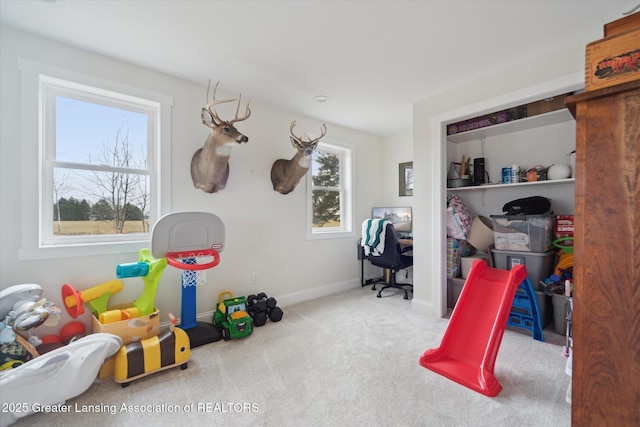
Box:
[270,121,327,195]
[191,80,251,193]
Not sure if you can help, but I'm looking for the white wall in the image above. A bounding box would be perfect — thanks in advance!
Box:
[0,25,383,334]
[381,130,413,207]
[411,38,590,316]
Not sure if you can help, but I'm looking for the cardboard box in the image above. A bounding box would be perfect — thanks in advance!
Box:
[526,94,569,117]
[585,28,640,91]
[92,303,160,345]
[446,238,471,278]
[447,111,508,135]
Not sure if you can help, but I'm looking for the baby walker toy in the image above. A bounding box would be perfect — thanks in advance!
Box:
[150,211,225,348]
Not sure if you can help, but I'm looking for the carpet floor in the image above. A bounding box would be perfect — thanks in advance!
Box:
[10,286,571,427]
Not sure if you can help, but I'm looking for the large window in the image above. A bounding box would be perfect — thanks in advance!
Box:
[18,60,172,259]
[307,140,354,239]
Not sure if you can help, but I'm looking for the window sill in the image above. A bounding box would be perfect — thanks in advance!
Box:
[306,230,355,240]
[18,240,149,261]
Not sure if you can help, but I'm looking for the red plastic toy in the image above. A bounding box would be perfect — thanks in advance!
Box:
[419,260,527,397]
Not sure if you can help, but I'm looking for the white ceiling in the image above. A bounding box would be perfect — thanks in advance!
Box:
[1,0,637,137]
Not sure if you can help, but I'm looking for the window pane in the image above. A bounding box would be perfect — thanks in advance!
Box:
[312,189,341,228]
[312,150,340,187]
[53,167,149,235]
[55,96,148,166]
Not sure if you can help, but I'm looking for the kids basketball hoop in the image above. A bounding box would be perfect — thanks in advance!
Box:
[151,212,225,347]
[165,249,220,288]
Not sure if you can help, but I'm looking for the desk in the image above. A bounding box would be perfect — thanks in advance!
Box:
[399,239,413,250]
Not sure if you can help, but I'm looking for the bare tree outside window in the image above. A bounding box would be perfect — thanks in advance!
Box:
[49,94,151,237]
[85,126,147,234]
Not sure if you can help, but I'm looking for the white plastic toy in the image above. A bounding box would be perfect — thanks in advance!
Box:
[0,333,122,426]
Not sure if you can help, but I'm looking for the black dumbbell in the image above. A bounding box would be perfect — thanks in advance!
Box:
[247,293,268,326]
[268,306,283,322]
[247,294,258,306]
[256,301,268,313]
[252,311,268,327]
[262,295,283,322]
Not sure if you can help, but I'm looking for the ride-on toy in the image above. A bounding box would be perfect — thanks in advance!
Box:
[213,291,253,340]
[113,313,190,387]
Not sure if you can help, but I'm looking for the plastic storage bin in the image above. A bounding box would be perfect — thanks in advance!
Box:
[491,214,555,252]
[491,248,557,291]
[552,294,572,335]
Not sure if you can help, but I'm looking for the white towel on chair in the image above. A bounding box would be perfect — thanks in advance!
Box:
[361,219,390,256]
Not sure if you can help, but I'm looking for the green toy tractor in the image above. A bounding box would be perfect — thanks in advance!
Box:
[212,291,253,340]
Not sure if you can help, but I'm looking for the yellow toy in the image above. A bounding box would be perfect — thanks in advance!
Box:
[61,279,123,319]
[113,313,190,387]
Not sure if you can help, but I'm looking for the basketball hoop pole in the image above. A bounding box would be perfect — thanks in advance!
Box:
[167,249,222,348]
[179,257,198,330]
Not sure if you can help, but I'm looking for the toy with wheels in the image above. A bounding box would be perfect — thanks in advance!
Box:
[113,313,190,387]
[213,291,253,340]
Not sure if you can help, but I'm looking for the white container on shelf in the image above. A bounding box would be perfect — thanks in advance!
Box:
[548,163,571,180]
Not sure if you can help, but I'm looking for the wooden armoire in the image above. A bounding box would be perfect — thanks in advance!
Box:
[566,13,639,426]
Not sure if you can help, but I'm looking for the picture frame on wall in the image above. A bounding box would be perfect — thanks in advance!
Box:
[399,162,413,196]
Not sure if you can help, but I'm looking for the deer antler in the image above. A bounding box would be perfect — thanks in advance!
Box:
[309,123,327,144]
[204,79,251,125]
[289,121,327,144]
[290,121,303,143]
[205,80,237,126]
[229,94,251,124]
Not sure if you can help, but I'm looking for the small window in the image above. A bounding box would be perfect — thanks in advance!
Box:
[18,59,172,259]
[307,140,354,239]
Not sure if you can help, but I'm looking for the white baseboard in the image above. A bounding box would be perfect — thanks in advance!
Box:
[160,278,429,329]
[277,278,361,307]
[410,297,435,317]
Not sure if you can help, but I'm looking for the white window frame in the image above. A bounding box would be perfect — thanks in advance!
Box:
[306,139,355,240]
[18,59,173,260]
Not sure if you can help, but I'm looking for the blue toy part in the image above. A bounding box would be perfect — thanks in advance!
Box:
[508,277,545,342]
[116,262,150,278]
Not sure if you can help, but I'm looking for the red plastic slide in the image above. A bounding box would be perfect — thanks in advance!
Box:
[419,260,527,397]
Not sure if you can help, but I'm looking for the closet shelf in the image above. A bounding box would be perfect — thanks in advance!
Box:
[447,178,574,192]
[447,108,574,143]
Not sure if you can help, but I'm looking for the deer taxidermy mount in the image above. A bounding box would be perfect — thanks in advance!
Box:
[271,121,327,195]
[191,80,251,193]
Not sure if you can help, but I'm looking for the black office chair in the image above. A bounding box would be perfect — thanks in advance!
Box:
[365,224,413,299]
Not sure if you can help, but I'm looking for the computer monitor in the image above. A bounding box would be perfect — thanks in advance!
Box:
[371,207,412,238]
